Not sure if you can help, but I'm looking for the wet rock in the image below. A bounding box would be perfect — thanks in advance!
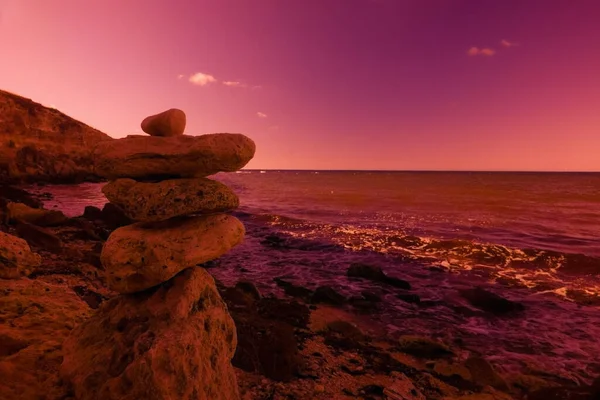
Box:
[397,293,421,304]
[349,295,379,311]
[347,262,411,289]
[310,285,347,305]
[256,298,310,329]
[465,357,508,390]
[141,108,186,137]
[0,231,41,278]
[397,336,454,359]
[274,277,313,299]
[0,277,91,400]
[232,314,300,382]
[526,386,595,400]
[0,185,43,208]
[235,281,261,300]
[102,214,245,293]
[61,268,239,400]
[100,203,132,230]
[261,234,287,248]
[15,221,63,253]
[459,287,525,316]
[102,178,239,222]
[82,205,103,221]
[6,202,68,226]
[322,320,367,350]
[94,133,256,180]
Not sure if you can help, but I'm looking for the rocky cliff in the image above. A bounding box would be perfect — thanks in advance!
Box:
[0,89,112,183]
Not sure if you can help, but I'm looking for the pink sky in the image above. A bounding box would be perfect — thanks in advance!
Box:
[1,0,599,171]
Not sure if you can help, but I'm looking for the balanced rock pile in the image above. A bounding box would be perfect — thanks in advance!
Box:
[61,109,255,400]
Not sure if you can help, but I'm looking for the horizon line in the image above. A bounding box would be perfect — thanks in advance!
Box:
[240,168,600,173]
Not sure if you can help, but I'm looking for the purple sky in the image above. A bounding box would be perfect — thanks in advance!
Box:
[1,0,599,170]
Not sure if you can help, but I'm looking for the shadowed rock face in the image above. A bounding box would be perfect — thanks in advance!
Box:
[102,178,239,222]
[0,231,41,278]
[101,214,245,293]
[0,89,112,184]
[93,133,256,180]
[61,268,239,400]
[141,108,186,137]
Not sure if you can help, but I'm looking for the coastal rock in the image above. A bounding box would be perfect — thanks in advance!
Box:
[102,178,239,222]
[0,89,112,184]
[459,287,525,316]
[465,357,508,390]
[0,231,41,278]
[94,133,256,180]
[141,108,186,137]
[347,262,411,289]
[0,185,43,209]
[102,214,245,293]
[6,202,68,226]
[0,278,91,400]
[310,285,347,305]
[397,336,454,359]
[61,268,240,400]
[82,205,103,221]
[15,221,63,253]
[101,203,132,229]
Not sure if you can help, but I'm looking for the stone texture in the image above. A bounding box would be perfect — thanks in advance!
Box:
[102,214,245,293]
[0,278,91,400]
[0,89,112,184]
[102,178,239,222]
[61,268,239,400]
[0,231,41,278]
[94,133,256,180]
[6,202,68,226]
[141,108,186,137]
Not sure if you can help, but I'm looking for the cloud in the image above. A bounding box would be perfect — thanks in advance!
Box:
[501,39,518,48]
[177,74,184,79]
[467,46,496,56]
[189,72,217,86]
[257,112,267,118]
[223,81,247,88]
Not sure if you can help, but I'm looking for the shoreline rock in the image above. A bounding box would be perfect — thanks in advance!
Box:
[141,108,186,137]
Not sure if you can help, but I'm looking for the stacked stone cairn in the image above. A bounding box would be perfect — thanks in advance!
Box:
[60,109,255,400]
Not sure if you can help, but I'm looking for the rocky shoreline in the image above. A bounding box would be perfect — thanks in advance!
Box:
[2,184,599,399]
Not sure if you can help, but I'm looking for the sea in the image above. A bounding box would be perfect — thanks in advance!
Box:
[27,171,600,382]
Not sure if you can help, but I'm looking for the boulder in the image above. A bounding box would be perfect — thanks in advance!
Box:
[464,357,508,390]
[102,214,245,293]
[15,221,63,253]
[61,268,239,400]
[6,202,68,226]
[310,285,347,305]
[459,287,525,316]
[141,108,186,137]
[102,178,239,222]
[0,277,91,400]
[397,336,454,359]
[94,133,256,180]
[101,203,132,229]
[82,205,103,221]
[0,231,41,278]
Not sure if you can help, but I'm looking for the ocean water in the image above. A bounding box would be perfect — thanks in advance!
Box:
[28,171,600,382]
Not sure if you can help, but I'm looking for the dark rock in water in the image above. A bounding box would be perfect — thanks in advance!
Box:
[397,336,454,359]
[347,262,411,289]
[349,296,379,311]
[100,203,132,229]
[322,320,367,350]
[274,277,313,299]
[0,185,42,209]
[459,287,525,315]
[397,293,421,304]
[464,356,508,390]
[15,221,62,253]
[361,290,382,302]
[235,281,261,300]
[82,205,103,221]
[527,386,596,400]
[257,298,310,329]
[261,234,287,248]
[233,313,300,382]
[311,285,347,305]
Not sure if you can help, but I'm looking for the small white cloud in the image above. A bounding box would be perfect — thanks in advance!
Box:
[177,74,184,79]
[189,72,217,86]
[223,81,247,88]
[257,112,267,118]
[501,39,518,48]
[252,85,263,90]
[467,46,496,56]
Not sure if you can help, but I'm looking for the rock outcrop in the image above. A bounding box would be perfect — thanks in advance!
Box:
[102,178,239,221]
[0,230,41,278]
[94,133,256,180]
[141,108,186,137]
[0,89,112,183]
[61,268,239,400]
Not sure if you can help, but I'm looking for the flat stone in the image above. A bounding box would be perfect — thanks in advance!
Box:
[102,178,239,222]
[6,202,68,226]
[94,133,256,180]
[61,268,240,400]
[0,231,41,279]
[102,214,245,293]
[141,108,186,137]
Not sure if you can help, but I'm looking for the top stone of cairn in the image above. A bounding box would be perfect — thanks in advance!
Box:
[141,108,186,137]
